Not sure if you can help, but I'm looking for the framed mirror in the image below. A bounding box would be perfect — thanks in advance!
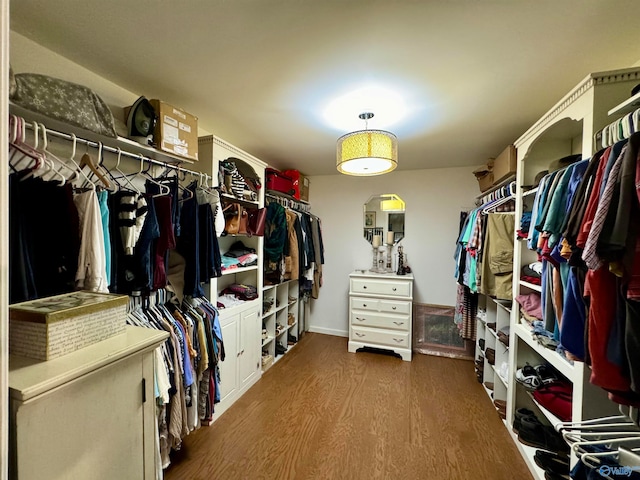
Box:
[363,194,405,245]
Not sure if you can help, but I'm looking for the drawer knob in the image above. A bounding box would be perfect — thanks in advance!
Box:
[363,304,367,307]
[393,321,404,326]
[355,332,366,338]
[363,285,367,289]
[393,338,403,343]
[392,287,397,291]
[356,317,365,322]
[392,306,397,310]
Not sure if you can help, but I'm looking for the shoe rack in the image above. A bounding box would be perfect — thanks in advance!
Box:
[505,68,640,479]
[475,295,511,419]
[261,279,300,371]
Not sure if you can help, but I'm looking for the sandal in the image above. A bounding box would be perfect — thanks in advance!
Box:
[515,364,542,390]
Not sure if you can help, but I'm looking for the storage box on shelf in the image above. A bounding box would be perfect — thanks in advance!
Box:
[506,67,640,479]
[261,279,299,371]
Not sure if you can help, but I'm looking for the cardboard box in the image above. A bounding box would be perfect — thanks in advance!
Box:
[9,291,128,360]
[282,169,310,201]
[473,161,494,193]
[492,144,517,183]
[149,99,199,161]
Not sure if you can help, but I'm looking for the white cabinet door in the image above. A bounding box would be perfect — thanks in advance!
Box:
[12,355,145,480]
[217,313,239,406]
[239,307,260,388]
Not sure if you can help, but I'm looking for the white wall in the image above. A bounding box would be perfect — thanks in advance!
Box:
[10,32,212,137]
[307,167,478,337]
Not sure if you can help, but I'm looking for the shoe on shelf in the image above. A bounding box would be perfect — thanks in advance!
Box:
[517,416,569,453]
[534,450,570,476]
[478,338,485,351]
[275,342,287,356]
[543,471,570,480]
[262,328,268,340]
[484,381,494,390]
[287,313,295,325]
[512,407,537,434]
[287,333,297,346]
[515,364,542,390]
[487,322,497,331]
[485,348,495,365]
[534,364,559,386]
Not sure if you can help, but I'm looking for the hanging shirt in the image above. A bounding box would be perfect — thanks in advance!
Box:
[74,189,109,293]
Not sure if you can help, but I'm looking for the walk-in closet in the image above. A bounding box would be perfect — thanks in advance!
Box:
[3,2,640,480]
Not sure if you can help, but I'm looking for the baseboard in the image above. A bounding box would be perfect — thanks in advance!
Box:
[308,326,348,337]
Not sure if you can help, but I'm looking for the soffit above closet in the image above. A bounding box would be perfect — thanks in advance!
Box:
[9,0,640,175]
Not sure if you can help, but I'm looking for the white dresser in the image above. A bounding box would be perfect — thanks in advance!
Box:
[348,270,414,361]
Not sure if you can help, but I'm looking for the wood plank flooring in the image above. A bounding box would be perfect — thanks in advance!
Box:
[164,333,533,480]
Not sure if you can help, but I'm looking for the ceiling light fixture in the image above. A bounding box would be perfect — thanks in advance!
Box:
[336,113,398,176]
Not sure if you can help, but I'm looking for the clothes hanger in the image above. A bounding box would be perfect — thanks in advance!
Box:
[79,142,113,190]
[136,154,169,197]
[175,166,194,201]
[113,147,141,194]
[8,115,42,172]
[67,134,96,190]
[40,124,82,186]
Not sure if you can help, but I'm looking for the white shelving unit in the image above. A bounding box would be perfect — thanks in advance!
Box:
[193,135,267,419]
[260,279,299,371]
[505,67,640,479]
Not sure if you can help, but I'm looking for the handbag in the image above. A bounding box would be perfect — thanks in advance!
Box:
[247,208,266,237]
[238,207,249,235]
[224,203,242,235]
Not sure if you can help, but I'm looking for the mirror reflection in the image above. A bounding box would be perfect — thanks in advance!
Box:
[363,194,405,245]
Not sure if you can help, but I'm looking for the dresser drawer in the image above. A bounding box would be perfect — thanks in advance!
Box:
[379,299,411,315]
[350,298,379,311]
[350,278,412,297]
[351,326,409,348]
[351,311,409,331]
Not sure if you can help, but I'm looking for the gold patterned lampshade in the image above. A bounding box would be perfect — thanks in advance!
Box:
[336,113,398,175]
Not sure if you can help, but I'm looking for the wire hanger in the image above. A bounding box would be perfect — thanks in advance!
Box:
[136,154,170,197]
[113,147,141,194]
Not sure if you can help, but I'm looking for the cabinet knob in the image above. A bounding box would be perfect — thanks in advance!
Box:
[393,338,403,343]
[356,317,365,321]
[393,321,404,326]
[392,287,397,291]
[363,304,367,307]
[355,332,366,337]
[363,285,367,289]
[392,306,397,310]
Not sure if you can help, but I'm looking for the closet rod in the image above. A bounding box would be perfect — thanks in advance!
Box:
[17,116,208,180]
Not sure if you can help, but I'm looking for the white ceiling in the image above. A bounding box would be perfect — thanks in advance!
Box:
[9,0,640,176]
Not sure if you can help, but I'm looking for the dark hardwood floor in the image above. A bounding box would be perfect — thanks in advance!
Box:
[164,333,532,480]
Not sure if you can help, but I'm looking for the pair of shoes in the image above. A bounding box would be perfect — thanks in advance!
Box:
[287,313,295,326]
[513,407,536,434]
[517,415,569,453]
[516,363,558,391]
[534,450,570,477]
[475,357,484,383]
[287,333,297,346]
[487,322,497,331]
[484,381,494,390]
[494,399,506,419]
[275,342,287,356]
[478,338,485,351]
[262,328,268,340]
[485,348,495,365]
[275,324,285,335]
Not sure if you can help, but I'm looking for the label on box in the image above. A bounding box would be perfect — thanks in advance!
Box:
[163,124,180,143]
[172,108,186,120]
[174,145,189,156]
[163,115,179,128]
[179,122,191,133]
